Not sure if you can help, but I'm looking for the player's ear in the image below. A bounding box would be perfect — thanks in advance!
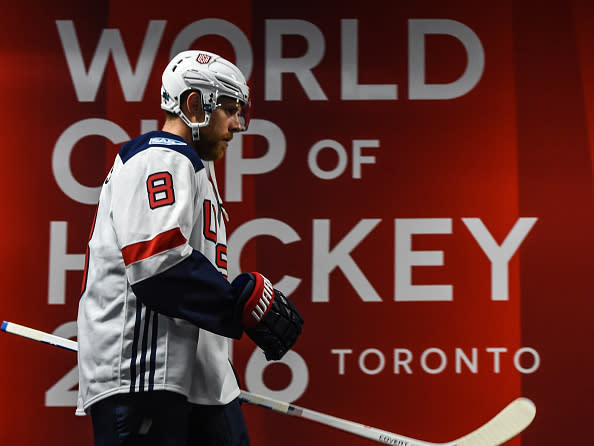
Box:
[186,92,205,123]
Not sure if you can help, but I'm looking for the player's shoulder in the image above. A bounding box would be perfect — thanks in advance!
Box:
[119,131,204,172]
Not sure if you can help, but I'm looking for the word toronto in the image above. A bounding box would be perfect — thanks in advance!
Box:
[331,346,540,375]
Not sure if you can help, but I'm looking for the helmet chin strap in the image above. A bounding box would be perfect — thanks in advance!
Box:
[191,125,200,143]
[175,107,211,143]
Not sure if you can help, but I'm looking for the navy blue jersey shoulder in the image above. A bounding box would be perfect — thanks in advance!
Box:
[119,131,204,172]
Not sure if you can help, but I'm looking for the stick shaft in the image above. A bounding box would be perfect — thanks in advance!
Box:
[238,390,434,445]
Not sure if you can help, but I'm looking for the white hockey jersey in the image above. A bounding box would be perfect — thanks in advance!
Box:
[76,131,241,415]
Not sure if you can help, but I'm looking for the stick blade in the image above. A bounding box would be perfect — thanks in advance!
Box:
[454,398,536,446]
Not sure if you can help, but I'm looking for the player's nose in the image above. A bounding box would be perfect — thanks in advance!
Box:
[229,113,242,132]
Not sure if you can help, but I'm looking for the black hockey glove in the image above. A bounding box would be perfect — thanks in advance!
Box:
[233,272,303,361]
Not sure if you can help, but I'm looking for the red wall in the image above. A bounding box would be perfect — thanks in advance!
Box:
[0,1,592,444]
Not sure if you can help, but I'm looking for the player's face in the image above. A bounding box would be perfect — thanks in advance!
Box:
[197,96,244,161]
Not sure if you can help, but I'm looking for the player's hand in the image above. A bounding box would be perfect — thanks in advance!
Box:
[232,272,303,360]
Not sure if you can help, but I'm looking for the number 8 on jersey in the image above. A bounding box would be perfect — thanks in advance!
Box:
[147,172,175,209]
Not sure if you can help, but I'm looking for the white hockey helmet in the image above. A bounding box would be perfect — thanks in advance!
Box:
[161,50,251,141]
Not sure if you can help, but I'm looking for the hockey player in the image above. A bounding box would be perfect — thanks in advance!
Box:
[76,50,303,445]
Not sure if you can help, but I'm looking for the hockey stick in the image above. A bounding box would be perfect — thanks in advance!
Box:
[1,320,535,446]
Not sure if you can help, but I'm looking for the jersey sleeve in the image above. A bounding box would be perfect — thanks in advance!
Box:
[111,147,242,339]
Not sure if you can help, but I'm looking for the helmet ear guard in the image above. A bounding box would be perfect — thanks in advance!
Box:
[161,51,251,142]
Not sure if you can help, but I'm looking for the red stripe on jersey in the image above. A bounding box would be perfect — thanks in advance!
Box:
[122,228,187,266]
